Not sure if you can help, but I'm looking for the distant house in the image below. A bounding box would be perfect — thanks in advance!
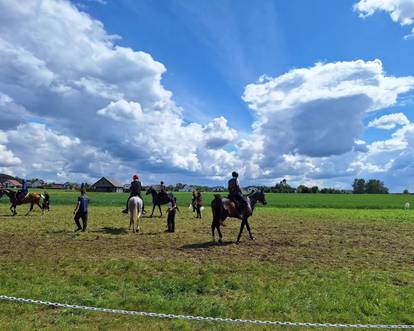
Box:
[48,183,65,189]
[211,186,225,192]
[4,179,22,189]
[123,184,130,192]
[0,173,15,185]
[179,184,194,192]
[31,180,44,188]
[93,177,123,193]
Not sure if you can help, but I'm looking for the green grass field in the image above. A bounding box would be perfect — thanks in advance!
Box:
[1,189,412,209]
[1,191,414,330]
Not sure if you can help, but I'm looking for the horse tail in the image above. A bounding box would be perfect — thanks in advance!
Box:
[132,201,138,224]
[211,195,223,225]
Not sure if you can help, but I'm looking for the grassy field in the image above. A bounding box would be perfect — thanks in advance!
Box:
[1,189,412,209]
[1,192,414,330]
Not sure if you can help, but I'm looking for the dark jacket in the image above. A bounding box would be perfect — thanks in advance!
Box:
[228,178,241,195]
[130,180,142,196]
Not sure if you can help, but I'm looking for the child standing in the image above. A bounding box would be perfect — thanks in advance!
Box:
[196,191,203,219]
[166,195,179,232]
[73,188,89,232]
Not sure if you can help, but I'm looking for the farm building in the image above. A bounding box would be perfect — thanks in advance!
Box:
[179,184,194,192]
[30,180,45,188]
[93,177,123,193]
[0,173,15,185]
[211,186,225,192]
[47,183,65,189]
[4,179,22,189]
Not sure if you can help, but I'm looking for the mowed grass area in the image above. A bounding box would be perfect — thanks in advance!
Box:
[2,189,413,209]
[0,192,414,330]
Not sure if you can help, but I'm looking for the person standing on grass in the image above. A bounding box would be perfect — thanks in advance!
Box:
[191,190,197,212]
[195,191,203,219]
[166,194,179,232]
[73,188,89,232]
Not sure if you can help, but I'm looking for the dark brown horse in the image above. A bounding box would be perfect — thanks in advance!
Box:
[145,186,170,217]
[0,189,49,216]
[211,189,267,244]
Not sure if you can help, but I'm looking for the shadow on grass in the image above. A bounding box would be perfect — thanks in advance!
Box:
[181,241,234,249]
[93,227,129,235]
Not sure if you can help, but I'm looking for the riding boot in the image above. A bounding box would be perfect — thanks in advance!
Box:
[122,196,131,213]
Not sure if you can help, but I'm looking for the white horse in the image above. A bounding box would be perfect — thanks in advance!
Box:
[128,196,143,233]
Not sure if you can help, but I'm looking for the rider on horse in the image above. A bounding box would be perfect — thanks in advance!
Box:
[159,181,168,199]
[122,175,143,214]
[228,171,251,217]
[17,179,29,203]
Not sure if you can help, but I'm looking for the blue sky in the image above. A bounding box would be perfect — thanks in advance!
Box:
[0,0,414,191]
[83,0,414,131]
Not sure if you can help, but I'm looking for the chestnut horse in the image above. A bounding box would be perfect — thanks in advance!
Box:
[211,189,267,244]
[0,189,49,216]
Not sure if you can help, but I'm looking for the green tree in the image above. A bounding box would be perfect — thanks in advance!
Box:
[365,179,389,194]
[352,178,365,194]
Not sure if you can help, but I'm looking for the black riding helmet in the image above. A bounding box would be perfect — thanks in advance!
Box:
[232,171,239,178]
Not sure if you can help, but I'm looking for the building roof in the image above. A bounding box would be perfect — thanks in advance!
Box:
[93,177,123,188]
[5,179,21,187]
[0,173,15,183]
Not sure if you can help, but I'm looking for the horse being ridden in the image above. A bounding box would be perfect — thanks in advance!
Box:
[0,189,50,216]
[128,195,143,233]
[211,189,267,244]
[146,186,170,217]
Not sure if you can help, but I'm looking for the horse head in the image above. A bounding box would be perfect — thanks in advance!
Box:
[42,192,50,210]
[145,186,154,195]
[258,188,267,205]
[249,188,267,207]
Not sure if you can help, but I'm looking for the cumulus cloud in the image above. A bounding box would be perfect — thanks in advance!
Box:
[368,112,409,129]
[354,0,414,38]
[242,59,414,182]
[202,117,237,149]
[0,0,238,182]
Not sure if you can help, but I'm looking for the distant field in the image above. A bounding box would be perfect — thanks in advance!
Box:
[1,189,412,209]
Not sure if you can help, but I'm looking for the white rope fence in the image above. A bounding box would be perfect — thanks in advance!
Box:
[1,294,414,329]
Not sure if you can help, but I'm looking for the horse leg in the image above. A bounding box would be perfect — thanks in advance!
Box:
[158,204,162,217]
[150,204,156,217]
[236,219,246,244]
[211,221,216,242]
[217,224,223,244]
[10,205,16,216]
[26,203,34,216]
[245,219,255,240]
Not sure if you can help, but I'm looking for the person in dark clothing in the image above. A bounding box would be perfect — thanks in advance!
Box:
[166,195,179,232]
[228,171,249,215]
[191,191,197,212]
[17,179,29,203]
[122,175,144,214]
[73,188,89,232]
[195,191,203,219]
[159,181,168,200]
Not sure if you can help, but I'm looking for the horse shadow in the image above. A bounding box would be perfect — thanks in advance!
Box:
[181,241,234,249]
[93,227,129,235]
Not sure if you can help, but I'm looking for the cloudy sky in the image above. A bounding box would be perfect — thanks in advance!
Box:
[0,0,414,191]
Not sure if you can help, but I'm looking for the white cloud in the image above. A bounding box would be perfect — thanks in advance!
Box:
[368,112,409,129]
[202,116,237,149]
[0,0,238,182]
[354,0,414,38]
[241,60,414,185]
[243,60,414,159]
